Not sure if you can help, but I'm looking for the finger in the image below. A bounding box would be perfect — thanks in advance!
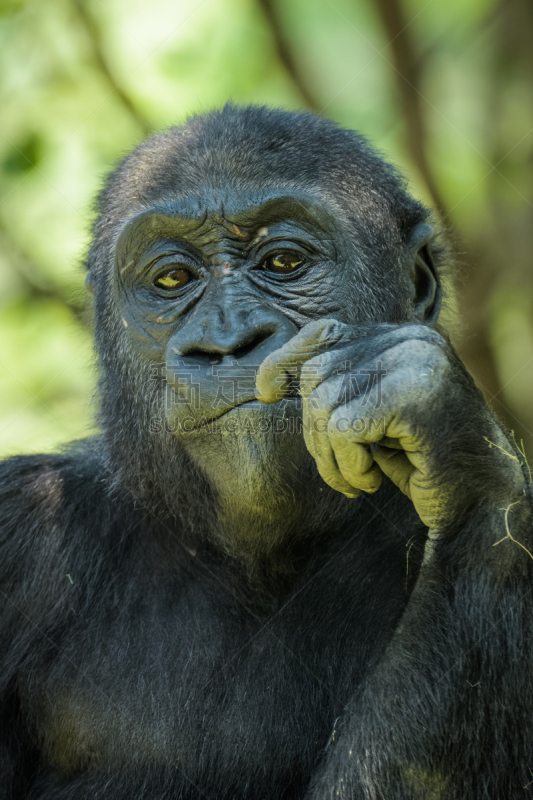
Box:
[327,414,383,493]
[372,444,414,499]
[315,439,360,498]
[302,393,318,459]
[256,319,346,403]
[374,443,445,527]
[301,392,359,497]
[329,432,383,494]
[303,384,335,471]
[376,420,427,471]
[301,367,355,463]
[321,404,388,494]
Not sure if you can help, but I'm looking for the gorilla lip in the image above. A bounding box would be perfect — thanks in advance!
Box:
[175,396,302,433]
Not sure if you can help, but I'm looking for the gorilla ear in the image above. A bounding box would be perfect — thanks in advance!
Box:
[407,222,441,324]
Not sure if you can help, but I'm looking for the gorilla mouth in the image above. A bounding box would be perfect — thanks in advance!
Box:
[174,395,302,434]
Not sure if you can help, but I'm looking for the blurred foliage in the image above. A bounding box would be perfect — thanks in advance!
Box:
[0,0,532,458]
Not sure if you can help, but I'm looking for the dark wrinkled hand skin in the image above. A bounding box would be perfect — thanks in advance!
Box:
[257,318,526,529]
[1,106,532,800]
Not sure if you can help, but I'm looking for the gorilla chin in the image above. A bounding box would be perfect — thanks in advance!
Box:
[172,395,337,556]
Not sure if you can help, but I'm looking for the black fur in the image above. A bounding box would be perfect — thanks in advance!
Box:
[1,105,532,799]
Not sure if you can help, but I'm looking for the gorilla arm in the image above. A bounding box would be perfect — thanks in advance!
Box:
[257,320,533,799]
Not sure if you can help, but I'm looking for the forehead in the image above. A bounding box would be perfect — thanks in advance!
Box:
[116,128,354,216]
[114,189,345,252]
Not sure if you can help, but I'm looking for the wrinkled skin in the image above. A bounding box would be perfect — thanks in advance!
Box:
[256,319,525,528]
[1,106,532,800]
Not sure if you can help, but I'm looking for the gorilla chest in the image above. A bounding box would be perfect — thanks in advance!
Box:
[29,588,349,789]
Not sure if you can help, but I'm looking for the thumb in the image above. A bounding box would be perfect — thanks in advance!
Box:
[256,319,346,403]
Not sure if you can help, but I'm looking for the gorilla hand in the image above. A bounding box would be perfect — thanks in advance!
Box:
[256,319,526,530]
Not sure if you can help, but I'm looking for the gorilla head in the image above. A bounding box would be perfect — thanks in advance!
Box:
[86,104,442,573]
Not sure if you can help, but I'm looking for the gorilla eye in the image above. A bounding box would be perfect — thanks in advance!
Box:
[154,268,192,290]
[262,253,304,274]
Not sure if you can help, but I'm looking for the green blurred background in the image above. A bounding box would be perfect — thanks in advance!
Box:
[0,0,532,459]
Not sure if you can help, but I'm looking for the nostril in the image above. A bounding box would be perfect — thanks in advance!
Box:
[232,327,276,360]
[178,349,224,367]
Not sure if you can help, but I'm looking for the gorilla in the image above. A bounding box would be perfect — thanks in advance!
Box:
[1,104,532,800]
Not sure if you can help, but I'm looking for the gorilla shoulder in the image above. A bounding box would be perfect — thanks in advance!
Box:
[0,446,115,624]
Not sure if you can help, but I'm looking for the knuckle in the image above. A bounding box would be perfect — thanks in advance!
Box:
[381,325,446,357]
[328,413,352,437]
[329,406,365,436]
[301,355,325,378]
[387,340,448,383]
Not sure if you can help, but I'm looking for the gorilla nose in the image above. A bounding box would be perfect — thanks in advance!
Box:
[172,306,297,364]
[175,321,275,361]
[166,307,299,417]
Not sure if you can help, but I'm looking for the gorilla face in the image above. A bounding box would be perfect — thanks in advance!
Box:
[88,106,440,551]
[111,184,436,523]
[114,190,353,493]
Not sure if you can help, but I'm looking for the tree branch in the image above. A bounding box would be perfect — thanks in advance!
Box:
[256,0,320,112]
[372,0,449,223]
[71,0,152,137]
